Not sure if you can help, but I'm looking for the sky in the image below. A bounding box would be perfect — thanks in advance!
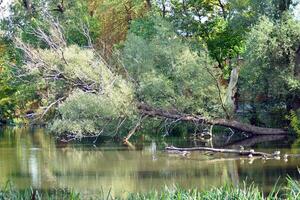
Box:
[0,0,12,19]
[294,3,300,20]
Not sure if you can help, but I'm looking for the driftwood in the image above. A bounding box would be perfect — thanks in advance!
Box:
[165,146,279,158]
[166,149,191,156]
[138,103,287,135]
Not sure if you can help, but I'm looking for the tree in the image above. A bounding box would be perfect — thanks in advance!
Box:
[157,0,245,72]
[2,0,101,46]
[1,1,293,139]
[121,16,227,117]
[14,21,136,137]
[156,0,299,72]
[0,41,16,122]
[0,38,37,124]
[119,16,287,138]
[86,0,149,59]
[239,14,300,127]
[0,0,102,123]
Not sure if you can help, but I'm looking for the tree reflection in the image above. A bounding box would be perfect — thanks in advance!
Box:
[0,128,299,196]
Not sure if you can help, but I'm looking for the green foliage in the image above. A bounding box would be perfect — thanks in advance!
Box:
[1,0,300,136]
[24,43,134,101]
[0,0,102,123]
[126,178,300,200]
[59,0,101,46]
[287,176,300,197]
[228,0,296,21]
[0,181,81,200]
[168,0,222,34]
[30,45,137,136]
[204,16,246,70]
[164,0,250,70]
[0,39,37,123]
[1,0,100,47]
[51,88,135,137]
[1,178,300,199]
[0,66,16,121]
[128,185,264,200]
[0,40,16,120]
[158,0,299,72]
[287,110,300,135]
[38,45,112,85]
[240,14,300,114]
[129,16,156,40]
[121,16,226,117]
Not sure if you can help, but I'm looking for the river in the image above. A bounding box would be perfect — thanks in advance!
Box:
[0,127,299,197]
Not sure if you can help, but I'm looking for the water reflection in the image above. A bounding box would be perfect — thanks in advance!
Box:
[0,127,299,197]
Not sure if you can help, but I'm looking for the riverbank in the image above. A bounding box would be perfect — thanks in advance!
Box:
[1,178,299,200]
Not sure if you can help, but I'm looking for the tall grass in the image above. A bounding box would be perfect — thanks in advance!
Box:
[125,181,291,200]
[0,181,81,200]
[0,178,300,200]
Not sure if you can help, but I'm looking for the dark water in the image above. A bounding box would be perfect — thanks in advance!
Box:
[0,127,299,197]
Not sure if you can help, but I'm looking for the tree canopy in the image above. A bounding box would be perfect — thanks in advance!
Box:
[0,0,299,138]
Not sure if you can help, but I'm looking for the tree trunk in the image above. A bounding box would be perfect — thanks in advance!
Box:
[23,0,33,14]
[217,0,227,19]
[138,104,287,135]
[146,0,151,10]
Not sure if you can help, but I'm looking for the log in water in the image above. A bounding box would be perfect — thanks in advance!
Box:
[165,146,280,158]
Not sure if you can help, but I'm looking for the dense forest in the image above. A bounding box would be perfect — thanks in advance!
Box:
[0,0,300,141]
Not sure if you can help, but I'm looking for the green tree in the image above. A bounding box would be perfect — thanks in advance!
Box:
[0,39,37,123]
[121,16,227,117]
[13,21,136,136]
[239,14,300,126]
[2,0,100,47]
[0,0,102,123]
[156,0,299,73]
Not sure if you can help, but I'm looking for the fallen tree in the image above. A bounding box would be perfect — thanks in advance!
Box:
[165,146,278,158]
[138,104,288,136]
[13,18,290,142]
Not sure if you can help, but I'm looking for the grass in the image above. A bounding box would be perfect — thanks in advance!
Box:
[0,178,300,200]
[0,181,80,200]
[126,178,300,200]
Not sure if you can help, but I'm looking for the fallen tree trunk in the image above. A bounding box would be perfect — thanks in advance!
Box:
[165,146,275,157]
[138,104,287,135]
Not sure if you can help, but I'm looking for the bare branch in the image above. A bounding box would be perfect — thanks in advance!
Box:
[124,114,147,142]
[40,96,66,119]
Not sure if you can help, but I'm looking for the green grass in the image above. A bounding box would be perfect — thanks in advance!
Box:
[0,181,81,200]
[126,179,300,200]
[0,178,300,200]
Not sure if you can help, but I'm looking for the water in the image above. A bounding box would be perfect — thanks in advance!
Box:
[0,127,299,197]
